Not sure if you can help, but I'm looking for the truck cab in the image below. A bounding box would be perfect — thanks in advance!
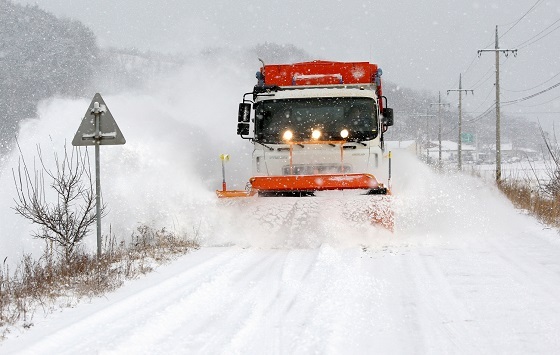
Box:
[237,61,393,186]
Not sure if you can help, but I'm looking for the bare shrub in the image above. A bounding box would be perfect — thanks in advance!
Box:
[12,143,104,262]
[130,225,199,260]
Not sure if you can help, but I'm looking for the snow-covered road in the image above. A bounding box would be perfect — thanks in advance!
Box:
[4,233,560,354]
[3,152,560,354]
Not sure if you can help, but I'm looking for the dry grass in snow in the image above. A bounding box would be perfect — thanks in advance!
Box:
[0,225,199,340]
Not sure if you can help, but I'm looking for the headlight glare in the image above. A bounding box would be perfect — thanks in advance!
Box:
[311,129,321,140]
[283,130,293,141]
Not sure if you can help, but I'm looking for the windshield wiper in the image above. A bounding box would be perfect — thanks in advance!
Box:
[255,141,275,151]
[278,143,304,151]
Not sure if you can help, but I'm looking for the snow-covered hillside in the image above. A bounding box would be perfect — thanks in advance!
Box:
[3,150,560,354]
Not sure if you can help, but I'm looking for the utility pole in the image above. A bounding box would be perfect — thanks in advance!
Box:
[478,25,517,182]
[430,91,450,169]
[447,74,473,171]
[418,111,435,164]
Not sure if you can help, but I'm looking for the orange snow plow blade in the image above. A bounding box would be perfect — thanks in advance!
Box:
[249,173,386,192]
[215,173,393,231]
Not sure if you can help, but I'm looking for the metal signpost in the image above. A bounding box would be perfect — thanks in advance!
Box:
[72,93,126,257]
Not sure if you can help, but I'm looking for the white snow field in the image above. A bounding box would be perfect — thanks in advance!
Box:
[3,150,560,354]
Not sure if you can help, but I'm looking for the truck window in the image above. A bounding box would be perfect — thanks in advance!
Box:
[255,97,378,143]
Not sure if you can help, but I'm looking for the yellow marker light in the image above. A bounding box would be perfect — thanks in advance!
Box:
[311,129,321,140]
[340,129,349,138]
[283,130,293,141]
[220,154,230,162]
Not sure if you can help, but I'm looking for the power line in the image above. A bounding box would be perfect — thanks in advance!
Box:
[468,67,494,89]
[517,93,560,107]
[466,57,511,90]
[502,80,560,105]
[464,110,560,114]
[467,104,496,124]
[440,101,534,137]
[501,0,544,38]
[515,17,560,49]
[462,2,543,93]
[463,2,542,84]
[468,85,495,113]
[440,111,494,145]
[440,103,494,138]
[502,71,560,93]
[462,55,479,77]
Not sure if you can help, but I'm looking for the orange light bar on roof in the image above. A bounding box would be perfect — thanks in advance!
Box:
[263,61,378,87]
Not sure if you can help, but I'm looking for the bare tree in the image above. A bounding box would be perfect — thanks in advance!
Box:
[12,143,104,262]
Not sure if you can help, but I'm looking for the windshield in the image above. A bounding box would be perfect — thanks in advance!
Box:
[254,97,378,143]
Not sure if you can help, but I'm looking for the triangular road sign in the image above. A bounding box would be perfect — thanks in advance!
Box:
[72,93,126,146]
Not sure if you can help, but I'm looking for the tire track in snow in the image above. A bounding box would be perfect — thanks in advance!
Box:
[103,249,280,354]
[223,248,325,355]
[219,246,389,354]
[398,251,484,353]
[462,231,560,353]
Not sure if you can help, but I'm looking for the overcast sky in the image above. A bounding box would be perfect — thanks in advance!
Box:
[14,0,560,122]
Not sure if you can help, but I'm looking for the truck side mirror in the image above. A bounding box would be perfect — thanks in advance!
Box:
[382,107,394,126]
[237,103,251,136]
[238,103,251,123]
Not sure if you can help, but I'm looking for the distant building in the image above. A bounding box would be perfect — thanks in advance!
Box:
[479,143,541,162]
[427,140,475,162]
[385,140,542,163]
[385,140,416,153]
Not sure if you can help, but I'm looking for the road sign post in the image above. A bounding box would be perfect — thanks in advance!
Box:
[72,93,125,257]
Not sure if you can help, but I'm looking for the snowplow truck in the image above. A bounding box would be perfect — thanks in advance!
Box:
[217,60,394,230]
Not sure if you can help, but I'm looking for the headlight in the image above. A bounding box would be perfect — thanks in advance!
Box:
[283,130,293,141]
[311,129,321,140]
[340,129,349,138]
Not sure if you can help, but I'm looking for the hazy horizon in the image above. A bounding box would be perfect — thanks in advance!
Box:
[12,1,560,123]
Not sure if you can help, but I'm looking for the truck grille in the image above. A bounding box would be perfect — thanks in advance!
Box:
[282,164,352,175]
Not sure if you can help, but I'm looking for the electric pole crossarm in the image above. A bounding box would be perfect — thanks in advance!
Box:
[477,49,518,57]
[447,89,474,94]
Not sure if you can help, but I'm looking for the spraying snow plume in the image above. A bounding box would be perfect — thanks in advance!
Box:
[0,53,533,264]
[0,56,252,260]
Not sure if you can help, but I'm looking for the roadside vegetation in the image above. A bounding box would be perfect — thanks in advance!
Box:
[498,179,560,228]
[0,225,199,340]
[494,128,560,228]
